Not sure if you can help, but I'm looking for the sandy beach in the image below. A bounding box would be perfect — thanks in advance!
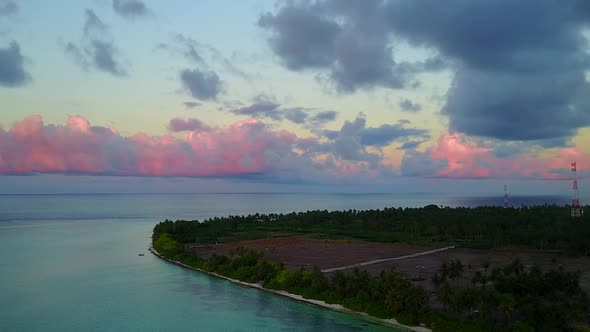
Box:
[149,247,431,332]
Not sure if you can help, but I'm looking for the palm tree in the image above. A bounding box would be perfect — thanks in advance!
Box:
[385,289,405,313]
[497,293,516,322]
[404,287,429,312]
[472,271,488,287]
[436,281,452,312]
[447,260,464,287]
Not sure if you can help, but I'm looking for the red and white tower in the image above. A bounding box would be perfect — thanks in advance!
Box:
[503,185,508,208]
[571,162,582,217]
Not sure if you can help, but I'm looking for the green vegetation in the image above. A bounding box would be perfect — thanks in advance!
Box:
[152,234,432,329]
[154,205,590,255]
[152,205,590,331]
[431,259,589,331]
[153,232,590,331]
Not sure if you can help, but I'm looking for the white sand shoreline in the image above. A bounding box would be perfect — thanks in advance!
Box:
[149,247,431,332]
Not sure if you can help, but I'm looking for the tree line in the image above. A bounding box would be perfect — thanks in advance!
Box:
[154,204,590,255]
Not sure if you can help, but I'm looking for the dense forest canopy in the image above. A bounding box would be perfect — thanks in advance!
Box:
[154,205,590,255]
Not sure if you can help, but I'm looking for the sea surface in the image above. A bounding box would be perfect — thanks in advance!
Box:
[0,193,570,332]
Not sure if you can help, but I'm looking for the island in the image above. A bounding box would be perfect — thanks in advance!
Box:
[151,205,590,332]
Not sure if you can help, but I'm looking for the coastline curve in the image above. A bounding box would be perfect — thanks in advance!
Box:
[148,246,431,332]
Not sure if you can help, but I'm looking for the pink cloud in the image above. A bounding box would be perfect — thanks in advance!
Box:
[1,115,379,181]
[3,115,587,182]
[423,132,590,179]
[430,133,492,178]
[0,115,303,177]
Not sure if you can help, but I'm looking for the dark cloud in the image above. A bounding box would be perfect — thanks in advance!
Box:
[400,150,447,177]
[313,111,337,122]
[443,68,590,141]
[168,118,210,132]
[205,43,252,81]
[399,55,448,73]
[183,101,201,109]
[283,108,338,127]
[399,99,421,113]
[258,5,340,70]
[325,115,379,163]
[230,101,338,127]
[64,42,89,69]
[232,101,281,119]
[65,9,128,78]
[398,140,429,151]
[84,9,108,36]
[385,1,583,73]
[322,130,339,140]
[310,110,338,127]
[477,137,568,158]
[90,40,127,76]
[385,0,590,143]
[112,0,150,19]
[313,114,430,166]
[260,0,590,145]
[491,142,536,159]
[157,34,251,81]
[283,108,308,124]
[258,1,410,92]
[576,0,590,20]
[0,1,17,17]
[0,41,31,87]
[174,34,205,64]
[180,68,222,100]
[360,123,430,147]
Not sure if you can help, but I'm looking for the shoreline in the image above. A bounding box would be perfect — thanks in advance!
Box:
[149,247,431,332]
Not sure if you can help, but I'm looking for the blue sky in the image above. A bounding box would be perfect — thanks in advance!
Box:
[0,0,589,195]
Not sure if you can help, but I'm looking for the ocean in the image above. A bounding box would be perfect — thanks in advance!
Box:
[0,193,571,331]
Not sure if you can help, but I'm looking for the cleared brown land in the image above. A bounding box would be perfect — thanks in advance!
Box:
[360,248,590,291]
[188,236,590,292]
[189,235,429,270]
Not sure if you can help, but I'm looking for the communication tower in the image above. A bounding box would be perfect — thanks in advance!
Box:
[503,185,508,208]
[571,162,583,217]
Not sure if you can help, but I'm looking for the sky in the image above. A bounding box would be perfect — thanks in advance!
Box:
[1,0,590,195]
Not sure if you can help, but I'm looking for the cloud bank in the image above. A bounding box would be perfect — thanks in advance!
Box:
[0,115,302,178]
[259,0,590,146]
[0,115,387,182]
[0,115,587,183]
[401,132,590,180]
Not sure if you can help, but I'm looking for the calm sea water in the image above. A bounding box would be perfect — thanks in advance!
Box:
[0,193,570,332]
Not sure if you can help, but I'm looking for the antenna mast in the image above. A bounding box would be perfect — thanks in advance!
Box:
[503,185,508,208]
[571,162,582,217]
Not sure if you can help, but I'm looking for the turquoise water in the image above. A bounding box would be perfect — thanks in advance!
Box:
[0,193,569,331]
[0,217,398,332]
